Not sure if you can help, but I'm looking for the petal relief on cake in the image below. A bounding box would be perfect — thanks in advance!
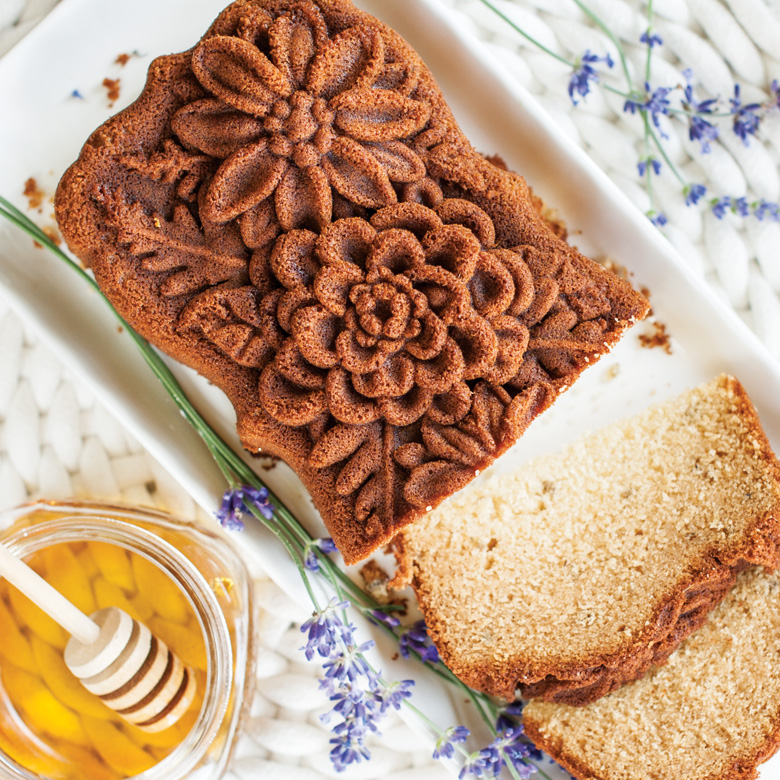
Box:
[270,229,319,289]
[306,25,385,101]
[275,164,333,232]
[335,330,387,374]
[171,99,265,158]
[325,367,381,424]
[374,60,421,96]
[425,142,485,193]
[314,261,365,316]
[378,385,433,426]
[422,223,481,281]
[352,353,415,399]
[274,338,327,389]
[364,141,426,183]
[436,199,496,248]
[276,286,318,332]
[406,265,470,325]
[493,249,535,316]
[404,310,447,360]
[449,312,500,381]
[322,137,397,209]
[316,217,377,268]
[291,304,340,369]
[483,316,530,385]
[332,88,431,143]
[259,363,327,426]
[203,138,289,223]
[370,202,443,238]
[426,381,472,426]
[414,336,465,394]
[469,251,516,319]
[191,35,292,116]
[365,228,426,277]
[268,5,325,88]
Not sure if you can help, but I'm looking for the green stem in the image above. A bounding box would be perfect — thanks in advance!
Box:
[476,0,573,67]
[644,0,654,83]
[649,125,685,184]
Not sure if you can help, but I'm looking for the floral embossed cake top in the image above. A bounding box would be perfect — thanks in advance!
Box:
[55,0,649,564]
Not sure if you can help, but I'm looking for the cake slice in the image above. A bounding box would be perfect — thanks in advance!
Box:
[392,374,780,702]
[524,565,780,780]
[54,0,648,564]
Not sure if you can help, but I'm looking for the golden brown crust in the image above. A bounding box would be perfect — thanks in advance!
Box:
[524,570,780,780]
[55,0,648,564]
[393,375,780,703]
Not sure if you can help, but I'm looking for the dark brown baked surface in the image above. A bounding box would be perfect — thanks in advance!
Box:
[55,0,649,564]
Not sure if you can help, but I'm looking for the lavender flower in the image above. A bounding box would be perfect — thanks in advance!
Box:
[216,485,273,530]
[367,609,401,629]
[304,537,338,572]
[681,69,720,152]
[322,633,375,688]
[734,196,750,217]
[376,679,415,712]
[640,30,663,47]
[433,726,470,760]
[730,84,762,145]
[459,752,489,779]
[688,115,719,152]
[495,700,525,733]
[329,734,371,772]
[648,210,668,227]
[301,598,351,660]
[771,79,780,110]
[754,199,780,221]
[637,157,661,177]
[70,89,84,100]
[711,196,732,219]
[568,50,614,105]
[624,83,671,136]
[684,183,707,206]
[399,620,440,663]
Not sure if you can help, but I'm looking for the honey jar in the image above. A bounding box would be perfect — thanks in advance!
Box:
[0,500,256,780]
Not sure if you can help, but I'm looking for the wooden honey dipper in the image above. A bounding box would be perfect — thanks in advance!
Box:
[0,540,196,733]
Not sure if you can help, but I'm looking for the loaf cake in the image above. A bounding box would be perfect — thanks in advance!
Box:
[524,566,780,780]
[392,375,780,702]
[55,0,648,563]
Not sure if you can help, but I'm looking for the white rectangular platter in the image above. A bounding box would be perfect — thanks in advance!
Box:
[1,0,779,777]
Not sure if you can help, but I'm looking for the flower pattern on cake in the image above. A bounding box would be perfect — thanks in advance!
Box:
[171,1,430,231]
[67,0,649,562]
[175,196,612,522]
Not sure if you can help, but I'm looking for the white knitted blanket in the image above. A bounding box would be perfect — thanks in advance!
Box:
[0,0,778,778]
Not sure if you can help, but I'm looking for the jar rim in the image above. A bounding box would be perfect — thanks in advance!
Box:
[0,507,236,780]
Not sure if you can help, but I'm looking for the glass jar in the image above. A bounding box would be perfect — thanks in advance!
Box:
[0,499,255,780]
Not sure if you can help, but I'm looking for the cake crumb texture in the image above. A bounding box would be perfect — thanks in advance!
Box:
[395,375,780,702]
[55,0,648,563]
[524,566,780,780]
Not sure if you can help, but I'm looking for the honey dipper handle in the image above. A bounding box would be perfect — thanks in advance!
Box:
[0,541,100,645]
